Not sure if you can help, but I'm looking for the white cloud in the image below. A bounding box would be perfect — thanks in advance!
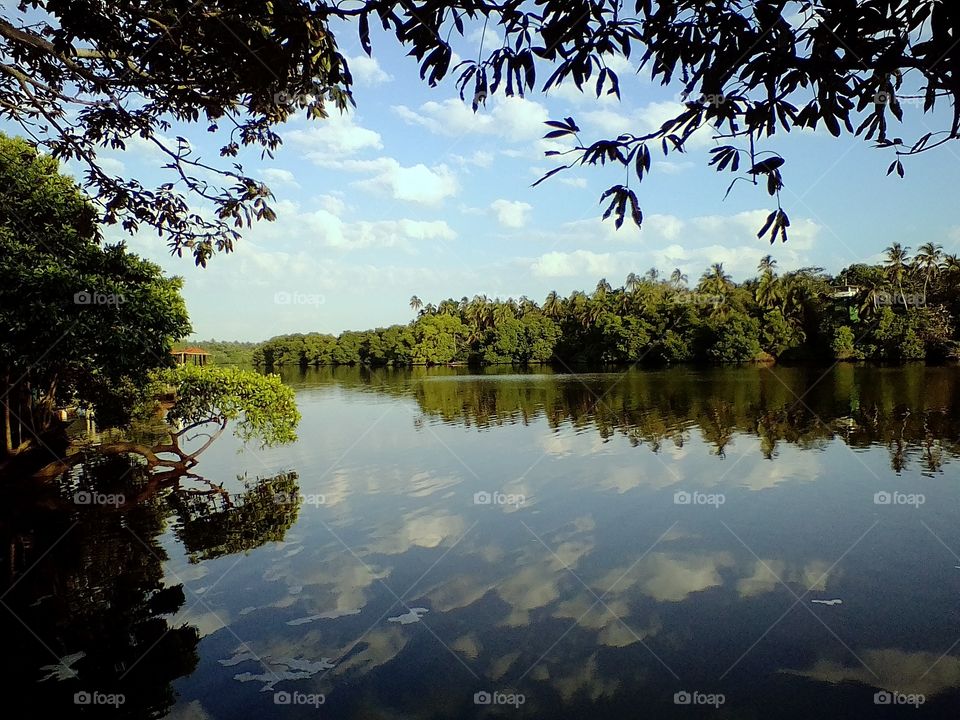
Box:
[261,168,300,188]
[346,55,392,86]
[353,159,459,205]
[491,199,533,228]
[532,250,617,278]
[530,210,822,281]
[581,99,715,148]
[307,155,459,205]
[286,112,382,156]
[392,95,551,144]
[452,150,494,168]
[289,208,456,251]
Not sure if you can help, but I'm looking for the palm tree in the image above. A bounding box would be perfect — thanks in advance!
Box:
[567,290,589,327]
[755,255,780,309]
[883,243,911,310]
[644,267,660,283]
[914,242,943,304]
[518,295,539,316]
[543,290,562,319]
[594,278,612,301]
[625,272,641,294]
[409,295,423,314]
[699,263,732,296]
[670,268,688,288]
[945,254,960,275]
[493,302,516,326]
[437,298,460,316]
[857,275,887,320]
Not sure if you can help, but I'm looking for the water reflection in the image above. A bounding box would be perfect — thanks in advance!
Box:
[6,365,960,718]
[275,363,960,472]
[1,454,299,717]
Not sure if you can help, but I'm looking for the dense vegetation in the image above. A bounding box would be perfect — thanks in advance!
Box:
[172,340,258,366]
[255,248,960,368]
[0,134,190,457]
[0,136,298,468]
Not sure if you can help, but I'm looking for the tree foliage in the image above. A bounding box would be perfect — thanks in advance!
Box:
[5,2,960,257]
[158,365,301,447]
[255,247,960,369]
[0,133,190,456]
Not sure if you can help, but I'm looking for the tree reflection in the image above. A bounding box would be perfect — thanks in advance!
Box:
[283,364,960,474]
[0,454,300,718]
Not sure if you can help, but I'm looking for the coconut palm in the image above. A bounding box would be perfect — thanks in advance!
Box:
[518,295,539,316]
[436,298,460,316]
[698,263,733,296]
[409,295,423,313]
[625,272,641,294]
[883,243,911,310]
[543,290,562,318]
[594,278,612,301]
[857,275,887,319]
[758,255,777,274]
[644,267,660,283]
[670,268,688,288]
[755,255,781,309]
[567,290,589,327]
[493,302,516,326]
[914,242,943,303]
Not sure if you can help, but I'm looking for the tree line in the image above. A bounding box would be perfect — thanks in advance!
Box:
[254,245,960,369]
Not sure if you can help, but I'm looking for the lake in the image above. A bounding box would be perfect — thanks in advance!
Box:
[4,364,960,718]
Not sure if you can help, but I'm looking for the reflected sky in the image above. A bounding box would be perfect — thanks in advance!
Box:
[5,365,960,718]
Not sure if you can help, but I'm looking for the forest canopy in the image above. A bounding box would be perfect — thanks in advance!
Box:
[254,246,960,368]
[3,1,960,260]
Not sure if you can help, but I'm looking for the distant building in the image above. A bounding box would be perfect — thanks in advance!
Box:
[172,347,210,366]
[832,285,860,299]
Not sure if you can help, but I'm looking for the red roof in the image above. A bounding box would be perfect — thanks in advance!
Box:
[173,347,210,355]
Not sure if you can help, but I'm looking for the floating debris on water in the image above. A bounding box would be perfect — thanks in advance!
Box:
[811,599,842,606]
[230,655,336,691]
[388,607,429,625]
[218,650,259,666]
[38,652,84,681]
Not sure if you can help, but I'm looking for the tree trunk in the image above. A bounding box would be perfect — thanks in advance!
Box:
[3,371,12,456]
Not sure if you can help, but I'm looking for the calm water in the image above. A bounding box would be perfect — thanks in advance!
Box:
[4,365,960,718]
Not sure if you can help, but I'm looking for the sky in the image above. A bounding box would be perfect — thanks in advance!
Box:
[32,18,960,341]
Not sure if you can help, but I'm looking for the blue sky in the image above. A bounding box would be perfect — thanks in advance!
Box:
[37,21,960,340]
